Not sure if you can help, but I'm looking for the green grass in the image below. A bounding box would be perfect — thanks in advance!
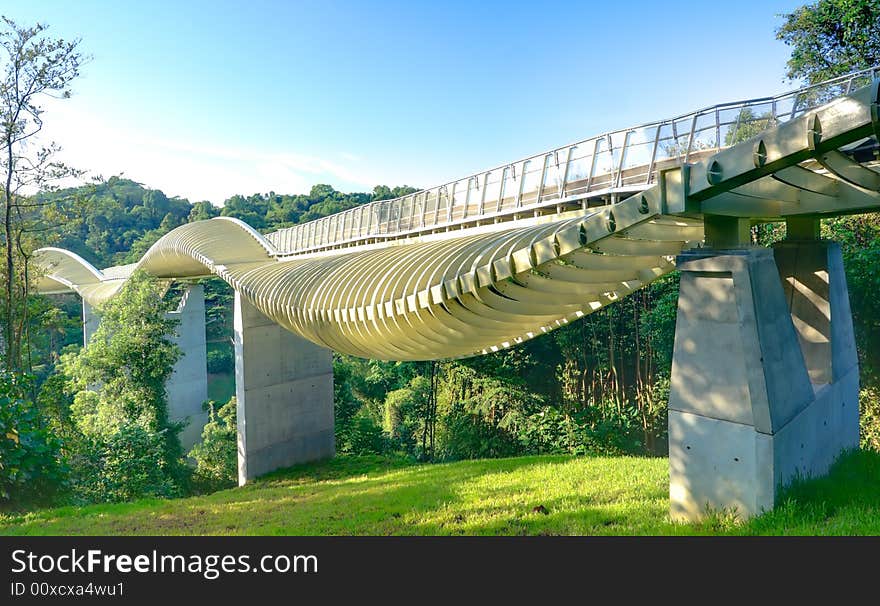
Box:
[2,450,879,535]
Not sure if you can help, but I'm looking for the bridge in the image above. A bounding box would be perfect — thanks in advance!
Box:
[33,67,880,520]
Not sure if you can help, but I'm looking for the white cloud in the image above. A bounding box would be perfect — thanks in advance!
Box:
[32,100,380,204]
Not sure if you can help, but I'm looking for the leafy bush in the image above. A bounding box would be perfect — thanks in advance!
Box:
[189,398,238,491]
[517,407,601,455]
[382,376,432,451]
[439,410,521,459]
[515,406,642,456]
[338,409,388,455]
[70,424,181,503]
[206,346,234,374]
[435,364,541,460]
[0,372,65,508]
[861,386,880,452]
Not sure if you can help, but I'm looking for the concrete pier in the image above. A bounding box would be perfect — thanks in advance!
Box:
[165,285,209,451]
[233,291,334,485]
[668,242,859,520]
[82,300,100,346]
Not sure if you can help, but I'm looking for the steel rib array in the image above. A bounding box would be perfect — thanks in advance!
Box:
[34,195,702,360]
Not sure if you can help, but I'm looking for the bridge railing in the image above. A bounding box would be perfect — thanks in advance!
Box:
[267,66,879,255]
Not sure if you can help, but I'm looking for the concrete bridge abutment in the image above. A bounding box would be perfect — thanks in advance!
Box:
[668,239,859,521]
[233,291,334,486]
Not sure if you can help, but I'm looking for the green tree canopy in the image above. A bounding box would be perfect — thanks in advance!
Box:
[777,0,880,83]
[58,271,186,502]
[62,272,180,439]
[0,17,85,369]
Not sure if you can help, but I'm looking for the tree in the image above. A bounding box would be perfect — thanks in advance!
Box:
[62,271,180,438]
[189,397,238,491]
[777,0,880,83]
[382,374,434,456]
[188,200,220,222]
[59,271,186,501]
[0,17,85,369]
[371,184,419,202]
[724,109,775,146]
[0,370,64,507]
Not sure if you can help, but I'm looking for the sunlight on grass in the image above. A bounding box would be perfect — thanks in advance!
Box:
[2,451,879,536]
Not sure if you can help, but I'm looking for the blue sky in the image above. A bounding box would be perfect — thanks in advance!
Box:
[7,0,805,204]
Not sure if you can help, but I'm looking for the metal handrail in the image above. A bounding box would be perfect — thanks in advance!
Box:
[267,66,880,255]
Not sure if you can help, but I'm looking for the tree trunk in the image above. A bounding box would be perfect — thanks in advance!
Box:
[4,140,15,370]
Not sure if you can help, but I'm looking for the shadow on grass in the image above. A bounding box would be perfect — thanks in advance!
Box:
[738,448,880,535]
[0,455,670,536]
[3,449,878,536]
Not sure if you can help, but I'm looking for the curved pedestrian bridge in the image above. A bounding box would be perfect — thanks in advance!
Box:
[35,68,880,360]
[33,67,880,520]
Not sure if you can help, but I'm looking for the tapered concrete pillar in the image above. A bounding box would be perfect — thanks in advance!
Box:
[80,286,209,451]
[668,244,858,521]
[82,300,100,346]
[234,291,334,485]
[166,285,209,451]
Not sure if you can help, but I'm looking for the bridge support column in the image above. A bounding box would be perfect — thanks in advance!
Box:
[668,243,859,521]
[81,286,209,451]
[165,285,209,451]
[82,301,100,346]
[234,291,334,485]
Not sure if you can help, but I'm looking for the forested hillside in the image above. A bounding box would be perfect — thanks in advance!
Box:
[40,177,408,268]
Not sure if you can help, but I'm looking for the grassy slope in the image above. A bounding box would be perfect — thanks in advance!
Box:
[2,450,879,536]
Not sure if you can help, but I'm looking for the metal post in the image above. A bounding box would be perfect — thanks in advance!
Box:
[684,113,699,163]
[536,154,549,204]
[559,147,572,199]
[463,178,474,220]
[395,198,404,233]
[447,183,456,223]
[497,168,509,212]
[477,173,489,217]
[407,194,417,230]
[671,120,680,161]
[514,162,524,208]
[615,131,631,188]
[586,138,601,191]
[365,202,374,235]
[419,192,427,228]
[646,124,662,184]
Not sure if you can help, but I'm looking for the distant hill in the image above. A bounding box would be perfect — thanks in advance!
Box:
[39,177,418,269]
